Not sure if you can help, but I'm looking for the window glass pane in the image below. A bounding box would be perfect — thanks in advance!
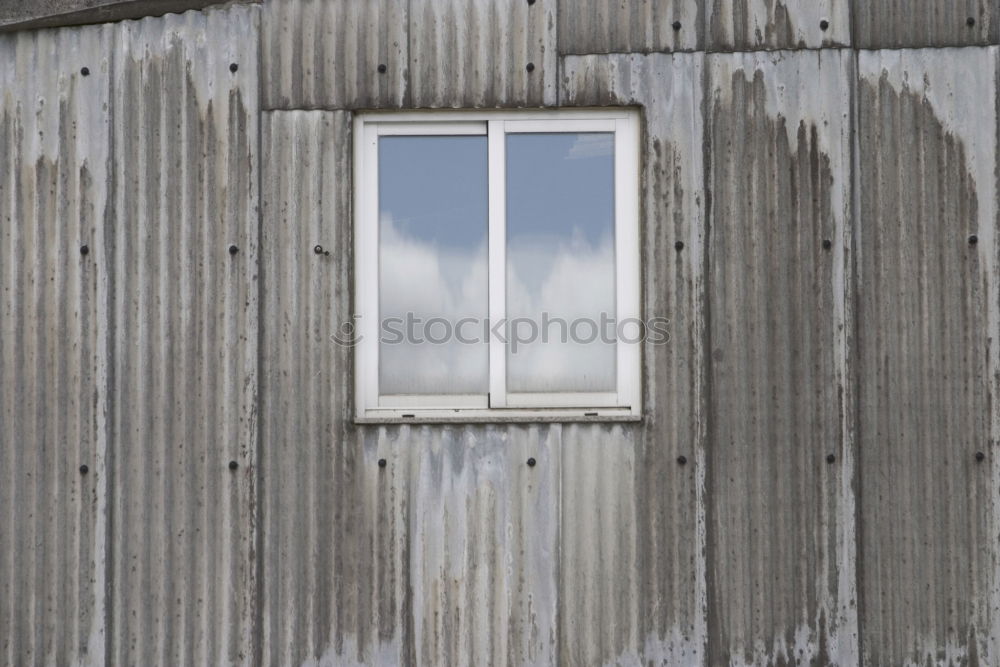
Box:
[506,132,616,393]
[379,135,489,395]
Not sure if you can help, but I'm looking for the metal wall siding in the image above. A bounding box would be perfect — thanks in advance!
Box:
[705,49,857,665]
[407,425,559,666]
[560,53,708,665]
[107,6,259,666]
[705,0,850,51]
[259,114,563,663]
[260,0,408,110]
[408,0,557,108]
[259,110,411,666]
[854,0,998,49]
[557,0,703,54]
[0,23,112,667]
[856,47,999,666]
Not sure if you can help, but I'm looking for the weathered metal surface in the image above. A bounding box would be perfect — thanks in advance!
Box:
[561,53,708,664]
[106,6,259,665]
[856,47,999,666]
[407,425,559,665]
[854,0,998,49]
[705,49,858,665]
[0,22,112,667]
[260,111,562,665]
[260,0,407,110]
[706,0,850,51]
[409,0,557,108]
[0,0,234,32]
[557,0,702,54]
[259,110,410,665]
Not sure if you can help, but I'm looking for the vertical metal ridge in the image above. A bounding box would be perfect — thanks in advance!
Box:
[260,0,408,110]
[0,22,112,667]
[705,0,851,52]
[856,47,998,665]
[704,49,857,664]
[557,0,702,55]
[408,0,557,109]
[106,5,260,665]
[854,0,998,49]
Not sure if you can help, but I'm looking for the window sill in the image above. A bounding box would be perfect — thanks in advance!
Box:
[354,410,642,425]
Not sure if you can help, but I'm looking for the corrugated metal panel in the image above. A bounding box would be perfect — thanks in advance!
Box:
[705,49,858,665]
[260,0,407,110]
[0,23,112,667]
[259,110,411,666]
[408,425,559,665]
[409,0,556,108]
[856,47,999,665]
[557,0,702,55]
[560,54,708,665]
[260,111,562,666]
[854,0,998,49]
[706,0,850,51]
[107,6,259,665]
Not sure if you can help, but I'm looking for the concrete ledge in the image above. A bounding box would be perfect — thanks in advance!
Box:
[0,0,248,32]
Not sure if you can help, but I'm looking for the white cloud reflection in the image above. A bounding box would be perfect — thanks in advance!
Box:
[378,215,616,396]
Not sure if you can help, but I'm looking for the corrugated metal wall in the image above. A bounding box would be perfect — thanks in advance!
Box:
[2,0,1000,665]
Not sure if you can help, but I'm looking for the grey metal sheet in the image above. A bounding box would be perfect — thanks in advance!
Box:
[854,0,998,49]
[260,0,408,110]
[259,109,411,666]
[106,6,259,665]
[260,111,562,665]
[0,22,112,667]
[409,0,557,108]
[856,47,999,665]
[705,49,858,664]
[705,0,850,51]
[408,425,559,666]
[557,0,703,55]
[560,53,708,664]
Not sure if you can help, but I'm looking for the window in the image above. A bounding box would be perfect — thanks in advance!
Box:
[354,109,641,420]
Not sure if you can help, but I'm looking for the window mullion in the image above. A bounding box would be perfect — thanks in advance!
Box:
[487,120,508,407]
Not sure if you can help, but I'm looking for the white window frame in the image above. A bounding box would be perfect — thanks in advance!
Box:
[354,109,641,422]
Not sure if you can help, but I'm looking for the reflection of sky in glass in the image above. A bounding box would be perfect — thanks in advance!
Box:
[506,132,617,393]
[379,135,488,395]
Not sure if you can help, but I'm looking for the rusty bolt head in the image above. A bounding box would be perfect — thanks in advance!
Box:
[826,453,836,464]
[80,67,90,76]
[976,451,986,462]
[228,460,239,470]
[820,19,830,31]
[79,464,89,474]
[672,21,682,31]
[677,455,687,465]
[378,64,387,74]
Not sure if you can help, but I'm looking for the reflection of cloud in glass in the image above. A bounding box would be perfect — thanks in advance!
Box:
[506,132,616,393]
[507,232,616,392]
[379,214,489,395]
[379,135,489,395]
